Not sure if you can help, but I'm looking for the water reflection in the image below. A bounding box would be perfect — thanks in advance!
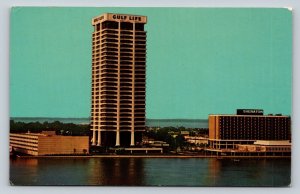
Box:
[87,158,144,185]
[204,158,221,186]
[143,158,215,186]
[10,157,291,186]
[10,158,39,185]
[205,158,291,186]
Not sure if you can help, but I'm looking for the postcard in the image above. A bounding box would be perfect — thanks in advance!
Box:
[9,7,292,186]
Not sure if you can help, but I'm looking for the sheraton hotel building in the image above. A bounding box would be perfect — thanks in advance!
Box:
[90,13,147,147]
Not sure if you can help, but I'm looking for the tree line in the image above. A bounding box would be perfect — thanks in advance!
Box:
[10,120,90,136]
[145,126,208,150]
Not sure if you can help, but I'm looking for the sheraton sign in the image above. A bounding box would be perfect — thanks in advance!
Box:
[93,13,147,25]
[237,109,264,115]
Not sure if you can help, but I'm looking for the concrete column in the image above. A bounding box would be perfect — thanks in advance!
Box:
[116,131,120,146]
[130,131,135,146]
[92,130,96,145]
[130,23,135,147]
[116,21,121,147]
[97,130,101,146]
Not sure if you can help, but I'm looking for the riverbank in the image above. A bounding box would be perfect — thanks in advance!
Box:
[16,154,291,159]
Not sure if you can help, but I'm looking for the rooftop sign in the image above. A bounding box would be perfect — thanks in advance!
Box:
[92,13,147,25]
[236,109,264,115]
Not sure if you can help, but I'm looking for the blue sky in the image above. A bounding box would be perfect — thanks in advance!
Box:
[10,7,292,119]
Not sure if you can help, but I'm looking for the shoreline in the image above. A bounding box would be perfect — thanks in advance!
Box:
[16,155,291,159]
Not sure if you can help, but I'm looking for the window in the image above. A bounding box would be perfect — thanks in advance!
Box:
[121,22,133,30]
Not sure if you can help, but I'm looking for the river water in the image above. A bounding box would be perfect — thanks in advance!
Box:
[10,157,290,186]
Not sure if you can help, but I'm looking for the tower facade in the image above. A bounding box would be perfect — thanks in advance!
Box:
[91,13,147,147]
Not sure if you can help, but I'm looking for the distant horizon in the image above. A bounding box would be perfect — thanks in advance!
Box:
[10,117,209,120]
[10,117,209,128]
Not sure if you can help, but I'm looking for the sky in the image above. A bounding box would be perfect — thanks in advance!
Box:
[10,7,292,119]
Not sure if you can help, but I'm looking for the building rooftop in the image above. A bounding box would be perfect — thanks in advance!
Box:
[92,13,147,25]
[209,114,289,117]
[254,140,291,146]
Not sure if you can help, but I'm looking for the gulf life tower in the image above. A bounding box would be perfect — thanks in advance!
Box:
[90,13,147,147]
